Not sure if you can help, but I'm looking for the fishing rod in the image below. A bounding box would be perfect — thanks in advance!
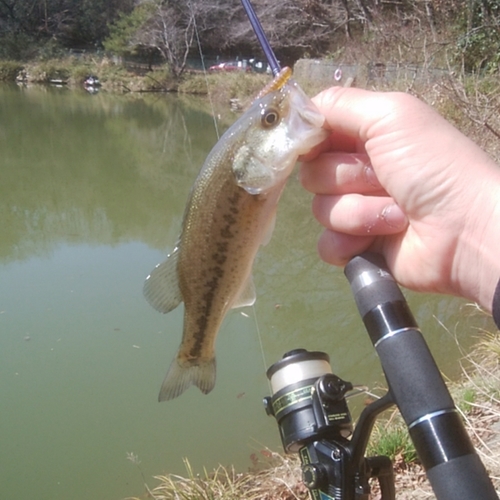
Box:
[264,253,499,500]
[240,0,281,76]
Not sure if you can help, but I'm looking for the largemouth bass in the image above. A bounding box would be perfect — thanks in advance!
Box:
[144,68,327,401]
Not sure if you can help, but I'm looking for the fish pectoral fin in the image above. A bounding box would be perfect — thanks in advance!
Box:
[158,356,216,402]
[143,246,183,314]
[232,146,275,195]
[261,212,276,247]
[231,274,256,309]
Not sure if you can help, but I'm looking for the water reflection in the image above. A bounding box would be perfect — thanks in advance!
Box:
[0,85,220,263]
[0,84,494,500]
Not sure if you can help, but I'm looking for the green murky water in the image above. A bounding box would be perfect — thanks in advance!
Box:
[0,84,493,500]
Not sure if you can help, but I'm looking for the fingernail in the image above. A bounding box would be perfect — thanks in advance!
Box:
[363,163,381,188]
[380,203,408,229]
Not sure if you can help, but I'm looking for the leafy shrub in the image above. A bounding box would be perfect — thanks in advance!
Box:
[455,0,500,73]
[0,61,24,82]
[28,62,70,83]
[178,72,268,103]
[144,67,176,91]
[177,73,209,95]
[69,64,93,85]
[0,33,36,60]
[457,26,500,73]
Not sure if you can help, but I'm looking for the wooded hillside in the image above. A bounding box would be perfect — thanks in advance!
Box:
[0,0,498,74]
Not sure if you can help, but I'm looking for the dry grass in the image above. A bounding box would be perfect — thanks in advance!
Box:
[177,71,268,108]
[294,57,500,165]
[355,64,500,164]
[457,328,500,476]
[429,73,500,162]
[126,450,307,500]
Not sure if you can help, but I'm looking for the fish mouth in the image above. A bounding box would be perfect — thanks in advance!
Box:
[288,84,328,152]
[299,106,326,129]
[284,79,326,132]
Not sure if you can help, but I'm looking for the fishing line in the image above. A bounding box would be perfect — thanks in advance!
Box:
[190,0,272,382]
[236,0,280,385]
[189,1,220,140]
[250,304,271,390]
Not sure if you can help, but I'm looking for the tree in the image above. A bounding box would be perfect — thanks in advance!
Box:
[60,0,136,48]
[458,0,500,71]
[131,1,196,77]
[105,0,221,77]
[103,3,157,58]
[0,0,134,58]
[224,0,346,65]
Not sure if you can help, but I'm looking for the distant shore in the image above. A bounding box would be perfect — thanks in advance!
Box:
[0,57,270,103]
[2,55,498,164]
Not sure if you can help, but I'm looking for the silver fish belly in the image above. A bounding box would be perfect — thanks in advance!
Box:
[144,68,327,401]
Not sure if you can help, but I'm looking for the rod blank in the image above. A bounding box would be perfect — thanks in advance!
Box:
[240,0,281,76]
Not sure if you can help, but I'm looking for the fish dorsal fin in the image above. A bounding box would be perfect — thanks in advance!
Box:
[143,246,183,314]
[231,274,256,309]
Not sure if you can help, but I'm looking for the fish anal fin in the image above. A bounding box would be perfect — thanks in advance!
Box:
[158,356,216,402]
[143,246,183,314]
[231,274,256,309]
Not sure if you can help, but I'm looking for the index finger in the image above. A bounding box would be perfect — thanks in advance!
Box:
[301,87,394,162]
[299,128,361,162]
[312,87,394,140]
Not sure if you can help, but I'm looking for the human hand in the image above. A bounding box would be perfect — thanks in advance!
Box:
[300,87,500,311]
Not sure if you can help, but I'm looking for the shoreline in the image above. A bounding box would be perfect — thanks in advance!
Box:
[0,57,269,103]
[5,55,496,165]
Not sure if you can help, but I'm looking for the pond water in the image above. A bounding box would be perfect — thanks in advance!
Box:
[0,84,494,500]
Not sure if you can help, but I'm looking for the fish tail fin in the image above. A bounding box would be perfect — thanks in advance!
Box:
[158,356,216,402]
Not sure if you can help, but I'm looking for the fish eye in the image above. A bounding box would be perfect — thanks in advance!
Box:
[261,108,280,128]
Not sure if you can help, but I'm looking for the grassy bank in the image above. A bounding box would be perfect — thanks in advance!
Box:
[0,56,268,105]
